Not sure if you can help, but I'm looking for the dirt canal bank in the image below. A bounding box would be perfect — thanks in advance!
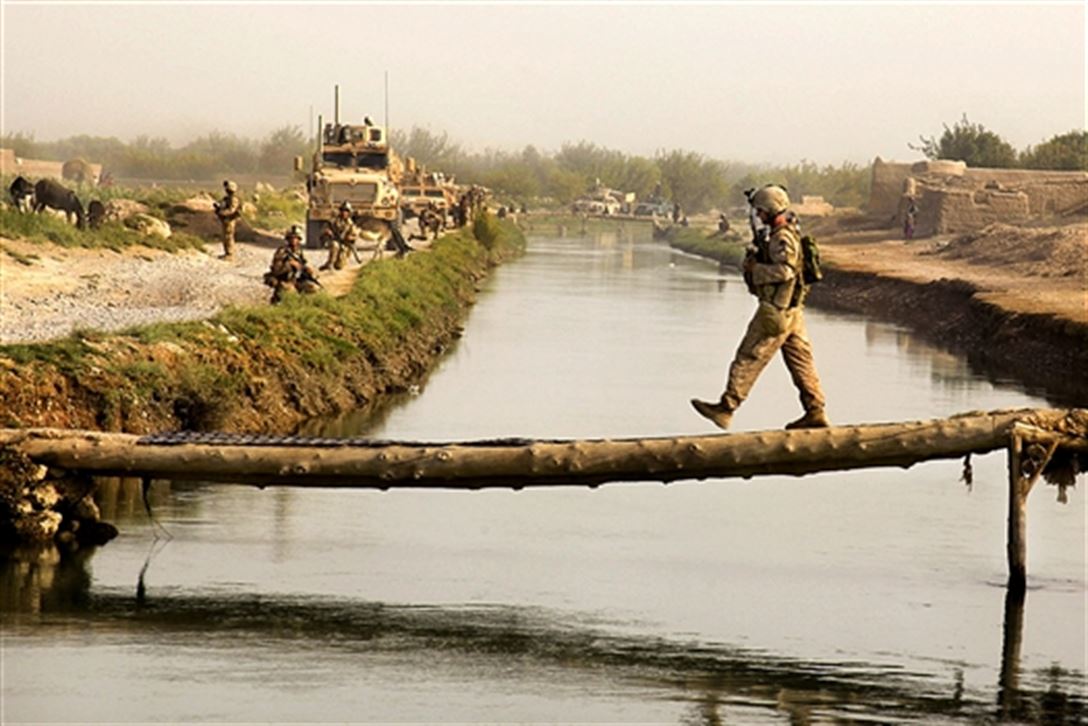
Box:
[0,217,525,434]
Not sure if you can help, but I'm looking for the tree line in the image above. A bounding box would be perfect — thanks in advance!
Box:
[911,115,1086,171]
[391,128,873,212]
[4,117,1082,213]
[2,126,310,181]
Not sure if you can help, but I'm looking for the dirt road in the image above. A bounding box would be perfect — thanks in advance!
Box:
[816,221,1087,324]
[0,227,434,345]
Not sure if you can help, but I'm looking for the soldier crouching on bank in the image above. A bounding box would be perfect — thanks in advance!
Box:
[264,225,320,303]
[691,184,829,431]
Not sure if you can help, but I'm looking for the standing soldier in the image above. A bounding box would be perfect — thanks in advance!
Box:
[418,201,442,241]
[214,179,242,260]
[690,184,830,431]
[264,225,320,303]
[320,201,361,271]
[457,192,471,227]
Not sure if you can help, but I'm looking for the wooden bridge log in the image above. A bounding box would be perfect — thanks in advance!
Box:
[1,408,1084,490]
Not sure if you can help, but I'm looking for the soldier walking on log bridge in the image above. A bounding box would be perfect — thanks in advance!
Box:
[691,184,830,431]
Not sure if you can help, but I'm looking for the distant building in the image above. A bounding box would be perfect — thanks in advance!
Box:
[0,148,102,184]
[869,157,1088,237]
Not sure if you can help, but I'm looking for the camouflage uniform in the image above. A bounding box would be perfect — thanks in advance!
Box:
[692,185,828,430]
[418,204,442,240]
[265,228,319,303]
[215,181,242,258]
[321,213,361,270]
[724,219,825,413]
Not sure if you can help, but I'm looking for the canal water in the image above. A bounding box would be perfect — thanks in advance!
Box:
[2,226,1084,723]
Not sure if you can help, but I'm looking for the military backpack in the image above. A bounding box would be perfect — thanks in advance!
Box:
[800,234,823,285]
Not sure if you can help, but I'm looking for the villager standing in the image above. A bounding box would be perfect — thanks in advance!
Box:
[691,184,829,431]
[214,179,242,260]
[903,196,917,240]
[264,225,320,303]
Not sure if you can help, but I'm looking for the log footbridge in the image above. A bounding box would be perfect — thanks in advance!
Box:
[3,408,1085,590]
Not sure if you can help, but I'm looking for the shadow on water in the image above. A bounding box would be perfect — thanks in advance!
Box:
[0,553,1082,724]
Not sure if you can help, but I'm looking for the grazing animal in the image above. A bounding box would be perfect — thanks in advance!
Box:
[9,176,34,212]
[34,178,84,228]
[87,200,106,230]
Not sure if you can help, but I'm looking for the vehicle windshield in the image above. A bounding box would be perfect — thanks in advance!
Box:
[320,152,389,170]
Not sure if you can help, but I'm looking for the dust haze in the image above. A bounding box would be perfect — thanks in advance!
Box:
[1,2,1084,165]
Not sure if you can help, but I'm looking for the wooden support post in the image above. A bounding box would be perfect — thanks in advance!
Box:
[998,585,1026,717]
[1006,433,1027,592]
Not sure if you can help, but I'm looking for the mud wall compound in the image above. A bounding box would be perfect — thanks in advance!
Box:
[0,148,103,183]
[868,158,1088,235]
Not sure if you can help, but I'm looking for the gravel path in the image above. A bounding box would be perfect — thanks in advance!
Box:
[1,222,434,345]
[0,238,271,344]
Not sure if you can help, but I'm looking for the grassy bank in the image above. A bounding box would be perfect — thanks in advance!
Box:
[0,217,525,433]
[0,205,207,254]
[1,178,306,254]
[667,227,747,267]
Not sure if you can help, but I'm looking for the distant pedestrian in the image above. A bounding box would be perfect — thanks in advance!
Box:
[214,180,242,259]
[903,196,917,240]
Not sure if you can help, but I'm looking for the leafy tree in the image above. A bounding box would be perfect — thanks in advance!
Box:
[182,132,259,174]
[1019,130,1088,171]
[655,149,728,213]
[390,126,464,171]
[0,132,38,158]
[911,114,1017,168]
[259,125,309,175]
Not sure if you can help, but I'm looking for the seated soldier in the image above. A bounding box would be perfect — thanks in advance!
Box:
[320,201,361,271]
[411,202,442,242]
[264,225,320,303]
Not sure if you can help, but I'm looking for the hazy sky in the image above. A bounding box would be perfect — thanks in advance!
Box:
[1,2,1084,166]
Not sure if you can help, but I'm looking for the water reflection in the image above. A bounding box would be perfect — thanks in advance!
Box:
[6,226,1083,723]
[0,552,1081,723]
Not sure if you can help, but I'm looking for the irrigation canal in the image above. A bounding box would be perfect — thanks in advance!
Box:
[2,224,1084,723]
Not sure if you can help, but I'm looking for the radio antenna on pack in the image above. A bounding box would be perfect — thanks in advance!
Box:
[384,71,390,133]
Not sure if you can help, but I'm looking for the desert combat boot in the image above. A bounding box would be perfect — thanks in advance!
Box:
[690,398,734,431]
[784,408,831,430]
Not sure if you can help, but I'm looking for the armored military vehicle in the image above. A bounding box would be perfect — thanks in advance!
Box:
[297,91,402,249]
[399,167,456,224]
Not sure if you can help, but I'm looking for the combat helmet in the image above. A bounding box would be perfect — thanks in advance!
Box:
[339,201,353,213]
[286,224,303,240]
[224,179,239,193]
[750,184,790,215]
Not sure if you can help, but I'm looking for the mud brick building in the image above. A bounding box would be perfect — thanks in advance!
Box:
[869,157,1088,237]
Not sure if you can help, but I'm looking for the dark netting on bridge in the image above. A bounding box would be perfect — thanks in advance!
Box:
[137,431,544,448]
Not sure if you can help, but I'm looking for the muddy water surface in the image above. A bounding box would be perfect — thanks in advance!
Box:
[2,225,1084,723]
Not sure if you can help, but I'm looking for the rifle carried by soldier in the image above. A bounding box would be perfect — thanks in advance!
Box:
[742,188,769,294]
[266,226,321,302]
